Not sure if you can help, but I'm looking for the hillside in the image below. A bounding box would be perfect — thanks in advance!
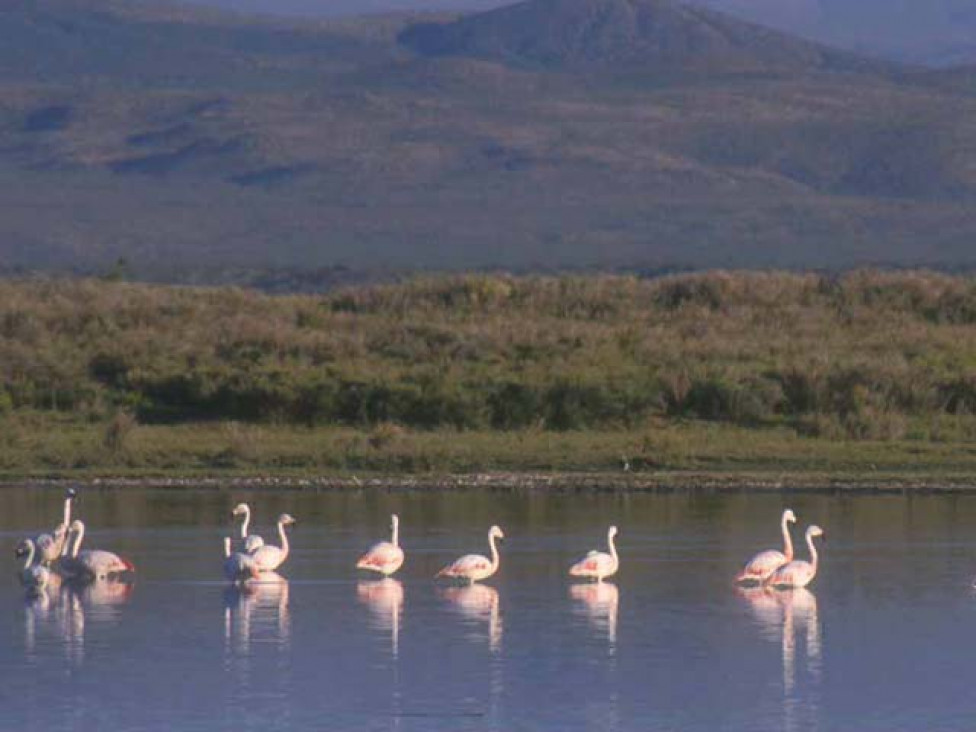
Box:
[398,0,882,74]
[3,0,976,280]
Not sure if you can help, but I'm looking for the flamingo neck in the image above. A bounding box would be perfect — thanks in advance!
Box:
[781,514,794,561]
[23,540,36,571]
[277,520,290,559]
[71,524,85,558]
[63,495,73,527]
[240,506,251,540]
[807,531,819,572]
[391,516,399,547]
[224,537,232,559]
[488,532,500,572]
[607,530,619,572]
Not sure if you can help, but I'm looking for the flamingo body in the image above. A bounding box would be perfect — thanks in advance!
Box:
[223,537,260,583]
[357,515,405,576]
[437,525,504,584]
[58,520,135,581]
[250,514,296,573]
[736,509,797,584]
[569,526,619,582]
[767,525,824,589]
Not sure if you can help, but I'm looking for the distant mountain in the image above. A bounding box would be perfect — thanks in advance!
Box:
[398,0,882,74]
[3,0,976,280]
[689,0,976,66]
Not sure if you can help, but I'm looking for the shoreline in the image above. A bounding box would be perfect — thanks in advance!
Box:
[3,471,975,493]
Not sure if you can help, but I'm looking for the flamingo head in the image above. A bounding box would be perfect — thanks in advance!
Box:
[783,509,797,524]
[66,486,78,500]
[808,525,824,539]
[14,539,30,558]
[279,513,297,527]
[69,519,84,533]
[231,503,249,517]
[490,525,505,540]
[608,525,619,539]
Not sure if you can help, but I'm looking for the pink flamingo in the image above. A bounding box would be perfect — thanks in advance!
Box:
[767,525,824,589]
[223,537,260,583]
[59,520,134,581]
[569,525,619,582]
[735,509,797,584]
[250,514,296,573]
[357,514,405,577]
[436,525,505,584]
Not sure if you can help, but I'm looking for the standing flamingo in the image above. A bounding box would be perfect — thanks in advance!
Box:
[58,520,135,581]
[223,537,260,583]
[436,525,505,584]
[735,509,797,584]
[15,539,51,593]
[232,503,265,554]
[35,487,77,565]
[250,514,296,573]
[569,525,620,582]
[766,525,825,589]
[357,514,405,577]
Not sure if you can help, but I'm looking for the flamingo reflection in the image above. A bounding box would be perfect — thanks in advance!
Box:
[357,579,404,659]
[737,586,821,693]
[223,573,291,655]
[441,584,503,653]
[570,582,619,650]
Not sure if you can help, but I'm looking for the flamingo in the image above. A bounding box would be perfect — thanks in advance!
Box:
[250,514,296,573]
[15,539,51,593]
[356,514,405,577]
[232,503,265,554]
[436,525,505,584]
[223,537,260,583]
[58,520,135,581]
[35,487,77,565]
[766,525,825,589]
[735,509,797,584]
[569,525,620,582]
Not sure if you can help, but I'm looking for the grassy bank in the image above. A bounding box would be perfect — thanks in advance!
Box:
[4,414,976,486]
[4,271,976,484]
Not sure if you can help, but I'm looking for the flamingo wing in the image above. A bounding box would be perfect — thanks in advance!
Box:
[736,549,788,583]
[438,553,491,578]
[357,542,404,574]
[768,560,814,588]
[80,550,134,577]
[251,544,285,572]
[570,551,614,577]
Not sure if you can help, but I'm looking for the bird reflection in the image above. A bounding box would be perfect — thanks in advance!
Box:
[223,573,291,655]
[737,586,821,693]
[440,584,503,653]
[23,578,133,665]
[570,582,619,650]
[357,579,404,659]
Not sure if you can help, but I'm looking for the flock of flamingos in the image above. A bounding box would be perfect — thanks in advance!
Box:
[14,489,824,594]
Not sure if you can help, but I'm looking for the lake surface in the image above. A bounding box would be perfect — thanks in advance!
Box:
[3,487,976,731]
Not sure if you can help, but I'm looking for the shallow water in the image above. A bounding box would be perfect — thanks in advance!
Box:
[3,487,976,731]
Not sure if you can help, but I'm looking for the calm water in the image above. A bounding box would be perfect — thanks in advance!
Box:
[3,487,976,731]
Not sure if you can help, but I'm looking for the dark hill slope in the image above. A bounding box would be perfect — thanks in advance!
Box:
[398,0,886,74]
[0,0,975,278]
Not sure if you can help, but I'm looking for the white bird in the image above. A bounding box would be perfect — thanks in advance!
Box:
[767,525,825,589]
[58,520,134,581]
[232,503,265,554]
[569,525,620,582]
[356,514,405,576]
[436,525,505,584]
[736,509,797,584]
[35,487,77,565]
[15,539,51,593]
[223,537,260,583]
[250,514,296,573]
